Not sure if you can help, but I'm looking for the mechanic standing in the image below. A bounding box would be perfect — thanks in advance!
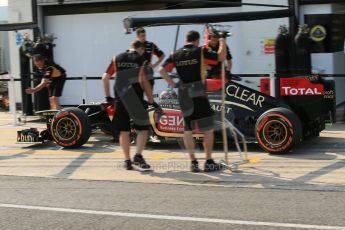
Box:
[206,30,233,79]
[159,30,226,172]
[102,41,153,170]
[135,27,165,100]
[25,54,66,110]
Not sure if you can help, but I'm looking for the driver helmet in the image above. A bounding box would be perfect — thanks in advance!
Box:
[159,88,178,100]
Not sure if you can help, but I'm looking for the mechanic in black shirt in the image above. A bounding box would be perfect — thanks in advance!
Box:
[206,31,233,79]
[159,30,226,172]
[102,41,153,170]
[135,28,165,102]
[136,28,165,70]
[25,54,66,110]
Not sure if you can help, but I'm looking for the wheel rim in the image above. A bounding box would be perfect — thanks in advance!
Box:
[55,117,77,141]
[262,119,288,146]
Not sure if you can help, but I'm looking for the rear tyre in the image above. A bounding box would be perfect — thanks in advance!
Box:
[51,107,91,148]
[255,107,302,154]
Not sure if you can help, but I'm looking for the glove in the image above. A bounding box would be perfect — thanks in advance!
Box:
[105,96,115,103]
[149,102,162,110]
[219,30,231,38]
[148,102,165,122]
[148,102,163,113]
[173,81,181,88]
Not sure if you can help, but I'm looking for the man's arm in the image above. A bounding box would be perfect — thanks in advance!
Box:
[139,65,155,104]
[151,43,165,69]
[102,58,116,100]
[152,54,165,69]
[226,59,233,72]
[226,45,233,72]
[217,38,227,62]
[25,78,49,94]
[159,67,176,88]
[102,73,112,98]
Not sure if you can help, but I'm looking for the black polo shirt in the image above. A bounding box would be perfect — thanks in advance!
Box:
[162,44,218,84]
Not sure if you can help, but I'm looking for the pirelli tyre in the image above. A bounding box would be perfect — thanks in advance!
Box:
[255,107,302,154]
[51,107,91,148]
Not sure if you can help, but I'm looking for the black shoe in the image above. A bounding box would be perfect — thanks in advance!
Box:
[133,154,151,169]
[191,160,200,173]
[204,159,222,172]
[124,160,133,170]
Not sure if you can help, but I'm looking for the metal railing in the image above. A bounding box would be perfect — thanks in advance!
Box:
[1,72,345,126]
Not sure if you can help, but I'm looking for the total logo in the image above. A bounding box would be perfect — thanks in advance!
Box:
[280,78,324,96]
[281,87,323,96]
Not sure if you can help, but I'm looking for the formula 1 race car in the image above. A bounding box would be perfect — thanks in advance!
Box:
[17,75,335,154]
[16,5,336,154]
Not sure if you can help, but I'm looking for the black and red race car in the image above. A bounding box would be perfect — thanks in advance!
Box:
[17,74,335,154]
[16,5,336,154]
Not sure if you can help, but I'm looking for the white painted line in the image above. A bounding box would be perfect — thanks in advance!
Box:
[0,203,344,230]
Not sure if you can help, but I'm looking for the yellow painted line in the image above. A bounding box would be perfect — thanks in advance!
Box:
[149,152,184,160]
[0,140,18,142]
[0,131,32,134]
[0,149,186,159]
[247,156,261,164]
[0,129,46,133]
[0,129,27,131]
[0,140,113,143]
[0,149,121,155]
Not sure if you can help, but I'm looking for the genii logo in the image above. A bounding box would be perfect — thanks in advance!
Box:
[157,110,185,133]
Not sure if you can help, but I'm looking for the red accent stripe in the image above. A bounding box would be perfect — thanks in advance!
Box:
[204,59,218,65]
[164,62,175,72]
[106,64,115,76]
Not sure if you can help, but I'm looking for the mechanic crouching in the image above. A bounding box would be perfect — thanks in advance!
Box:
[102,41,158,170]
[159,30,226,172]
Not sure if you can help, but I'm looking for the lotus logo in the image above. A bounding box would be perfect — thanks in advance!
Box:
[310,25,327,42]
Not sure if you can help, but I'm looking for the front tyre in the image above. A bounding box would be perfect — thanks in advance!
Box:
[255,107,302,154]
[51,107,91,148]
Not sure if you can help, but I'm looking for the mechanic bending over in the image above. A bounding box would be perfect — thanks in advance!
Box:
[102,41,156,170]
[159,30,226,172]
[135,27,165,102]
[25,54,66,110]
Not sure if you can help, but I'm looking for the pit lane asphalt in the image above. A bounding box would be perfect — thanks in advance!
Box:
[1,176,345,230]
[0,111,344,191]
[1,111,345,229]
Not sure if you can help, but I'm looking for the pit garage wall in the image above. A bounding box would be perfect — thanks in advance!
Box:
[0,6,9,72]
[6,0,34,105]
[300,3,345,105]
[240,0,289,74]
[44,7,244,105]
[44,3,290,105]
